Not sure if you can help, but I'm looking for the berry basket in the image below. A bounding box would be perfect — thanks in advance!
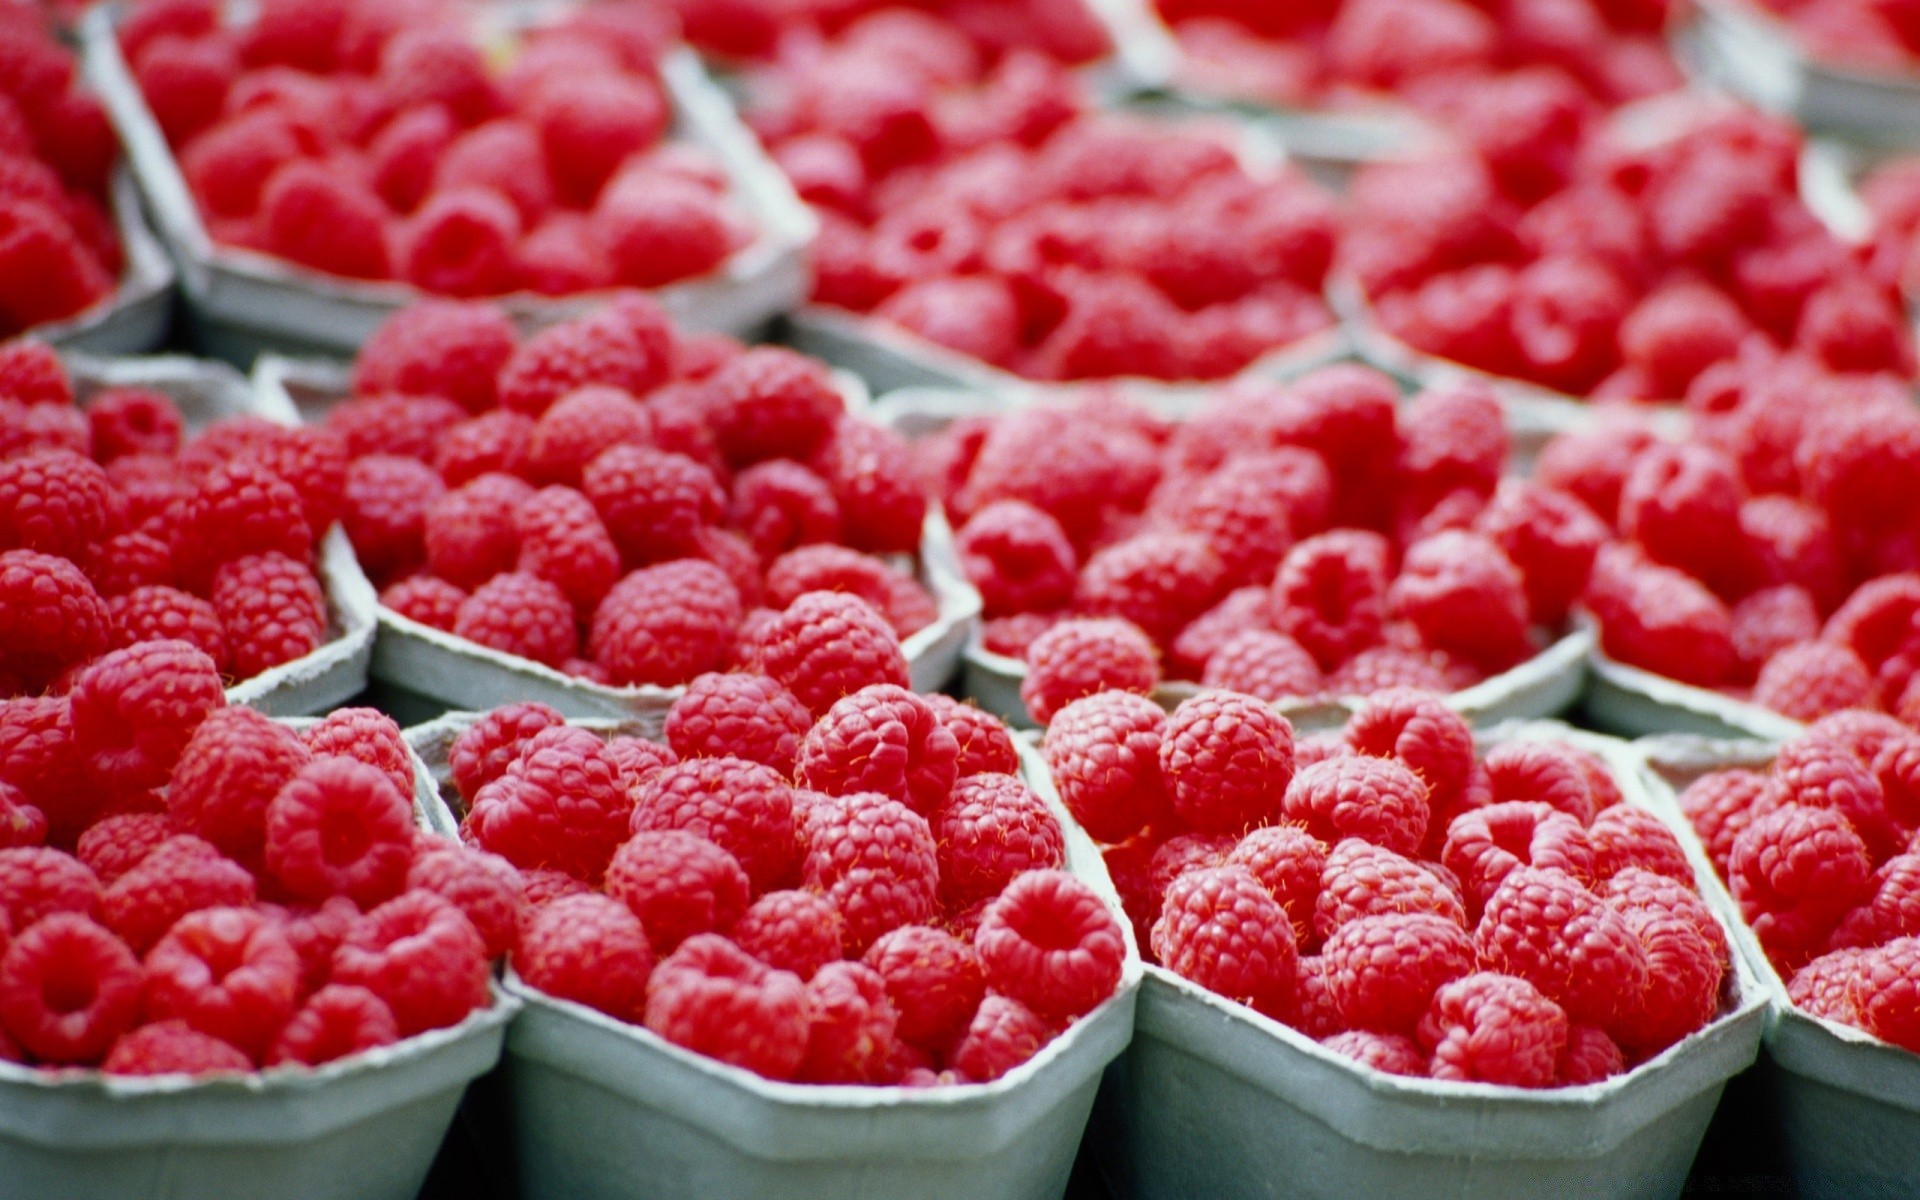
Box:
[70,351,376,715]
[1637,734,1920,1198]
[1093,721,1768,1200]
[255,355,980,722]
[78,6,815,363]
[0,718,517,1200]
[402,712,1142,1200]
[39,169,175,357]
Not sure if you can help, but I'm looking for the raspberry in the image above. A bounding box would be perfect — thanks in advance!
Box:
[1610,900,1723,1055]
[928,773,1063,908]
[464,725,630,881]
[258,159,390,279]
[0,549,108,686]
[1583,545,1736,687]
[103,1018,251,1076]
[1020,618,1156,726]
[1076,533,1228,649]
[1678,769,1776,873]
[1731,586,1823,676]
[376,26,498,124]
[1154,691,1294,835]
[303,707,412,801]
[328,393,469,466]
[582,445,723,566]
[423,473,530,590]
[1826,574,1920,669]
[1755,642,1879,723]
[630,757,797,894]
[268,983,400,1067]
[69,640,224,796]
[1200,630,1323,703]
[973,869,1123,1022]
[924,694,1019,779]
[863,924,986,1053]
[160,705,305,868]
[1271,530,1391,671]
[1731,801,1876,971]
[800,791,939,954]
[1467,482,1606,631]
[1788,947,1866,1024]
[211,552,328,679]
[1223,824,1326,937]
[645,933,810,1080]
[341,455,444,581]
[407,844,523,961]
[1741,498,1845,612]
[353,300,515,414]
[1153,865,1298,1015]
[170,460,312,590]
[99,834,254,956]
[1169,587,1278,679]
[1419,972,1568,1088]
[264,757,413,908]
[0,450,110,560]
[762,544,901,620]
[602,830,747,958]
[589,560,742,687]
[496,313,671,419]
[0,846,99,933]
[503,485,616,618]
[0,341,69,408]
[0,781,44,850]
[1475,866,1650,1027]
[447,703,565,803]
[1776,733,1901,858]
[1324,912,1475,1034]
[1396,381,1507,510]
[531,71,667,204]
[515,893,653,1025]
[1855,937,1920,1051]
[733,889,843,981]
[1442,803,1596,917]
[604,736,678,791]
[792,960,900,1084]
[87,530,177,599]
[450,572,577,669]
[1321,1029,1427,1076]
[743,591,907,717]
[142,906,300,1060]
[1587,804,1692,884]
[949,992,1052,1082]
[593,174,733,289]
[661,672,807,777]
[0,913,141,1064]
[1482,740,1602,826]
[810,417,927,556]
[795,685,959,819]
[1285,755,1430,859]
[696,347,843,468]
[982,612,1061,660]
[1041,691,1170,843]
[1389,532,1533,670]
[104,586,224,668]
[330,890,489,1037]
[1315,839,1466,942]
[433,118,554,229]
[729,459,841,561]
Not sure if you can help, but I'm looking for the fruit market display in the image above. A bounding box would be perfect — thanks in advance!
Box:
[0,14,126,334]
[0,657,499,1073]
[119,0,755,297]
[743,11,1338,382]
[924,364,1596,712]
[1349,106,1914,400]
[1045,686,1728,1086]
[1150,0,1683,114]
[1744,0,1920,74]
[332,296,937,688]
[449,685,1126,1084]
[0,342,341,697]
[1675,711,1920,1051]
[666,0,1112,65]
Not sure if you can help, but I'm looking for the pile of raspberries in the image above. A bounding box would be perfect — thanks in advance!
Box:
[666,0,1111,65]
[1677,710,1920,1053]
[1747,0,1920,74]
[0,341,339,695]
[1350,106,1914,399]
[122,0,751,296]
[0,14,123,333]
[1540,371,1920,724]
[331,296,934,689]
[1046,685,1728,1087]
[745,10,1338,382]
[1156,0,1681,113]
[0,643,503,1074]
[451,679,1126,1085]
[922,364,1593,718]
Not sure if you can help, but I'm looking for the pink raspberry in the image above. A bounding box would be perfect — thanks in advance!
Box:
[762,545,930,637]
[582,445,724,567]
[742,591,907,717]
[87,531,177,600]
[0,846,100,933]
[511,484,622,619]
[800,790,939,954]
[69,640,225,796]
[1473,479,1608,628]
[329,890,490,1037]
[796,959,901,1084]
[1285,755,1430,859]
[265,757,413,909]
[1587,804,1693,883]
[663,672,811,776]
[807,417,926,556]
[605,829,750,954]
[1321,1029,1427,1076]
[1157,691,1296,835]
[0,549,109,688]
[407,843,523,961]
[1040,690,1170,843]
[925,694,1019,778]
[105,1018,252,1076]
[1788,947,1866,1024]
[1224,824,1326,938]
[165,705,310,867]
[948,992,1053,1082]
[932,772,1064,908]
[1556,1023,1627,1085]
[589,559,743,687]
[796,684,959,817]
[99,834,255,957]
[451,571,577,669]
[142,906,301,1059]
[1315,839,1466,943]
[1076,532,1229,648]
[1170,587,1279,680]
[1200,630,1323,703]
[733,889,843,981]
[1344,688,1477,816]
[1152,864,1298,1016]
[1475,866,1650,1028]
[0,913,141,1064]
[1610,899,1723,1055]
[302,706,412,801]
[1754,642,1879,723]
[327,393,467,465]
[1442,802,1596,917]
[496,313,671,419]
[645,933,810,1080]
[703,347,843,468]
[863,923,986,1054]
[1271,530,1391,671]
[1776,732,1902,858]
[629,757,797,894]
[1324,912,1475,1034]
[268,983,400,1067]
[464,725,631,882]
[516,893,654,1025]
[1419,972,1569,1087]
[447,703,564,803]
[605,736,678,792]
[1731,803,1874,971]
[974,869,1124,1021]
[1825,574,1920,669]
[1020,617,1159,726]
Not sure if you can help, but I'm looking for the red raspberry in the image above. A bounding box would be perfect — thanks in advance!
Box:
[1200,630,1323,704]
[1324,912,1475,1034]
[1788,947,1866,1024]
[948,991,1051,1082]
[932,774,1065,908]
[1442,803,1596,917]
[87,530,177,599]
[982,612,1062,660]
[142,906,300,1060]
[264,757,413,909]
[303,707,412,801]
[1389,531,1533,670]
[810,417,927,556]
[1021,618,1159,726]
[761,544,907,627]
[76,813,176,885]
[376,24,498,123]
[447,703,565,802]
[1076,532,1229,648]
[630,757,797,894]
[582,445,723,567]
[605,736,677,792]
[702,347,843,468]
[99,834,254,956]
[743,591,907,717]
[1482,740,1603,825]
[1166,466,1297,592]
[0,698,91,843]
[1272,530,1391,671]
[1419,972,1568,1087]
[0,450,110,560]
[433,118,554,229]
[1584,545,1736,687]
[1730,585,1823,676]
[1395,381,1507,509]
[1678,769,1777,873]
[165,705,309,866]
[1755,642,1879,723]
[170,459,312,590]
[180,109,301,219]
[1797,402,1920,536]
[464,725,630,880]
[268,983,400,1067]
[1855,937,1920,1051]
[863,924,986,1053]
[729,459,841,561]
[433,412,532,485]
[1731,802,1875,970]
[0,549,109,687]
[1285,755,1430,859]
[1153,864,1298,1015]
[1610,900,1723,1055]
[423,474,530,590]
[104,1018,251,1076]
[1776,733,1901,858]
[1475,866,1650,1027]
[341,455,444,582]
[106,586,226,668]
[258,159,390,279]
[69,640,224,796]
[1607,864,1728,960]
[800,791,939,954]
[663,672,810,776]
[0,913,141,1064]
[0,846,99,932]
[330,890,489,1037]
[1321,1029,1427,1076]
[0,397,88,463]
[733,889,843,981]
[1158,691,1296,835]
[516,893,654,1024]
[975,869,1123,1022]
[0,341,70,408]
[645,933,810,1080]
[1587,804,1693,884]
[518,868,592,919]
[924,694,1019,779]
[1534,422,1658,528]
[353,300,515,414]
[1471,481,1607,629]
[1170,586,1279,679]
[452,572,578,669]
[605,829,750,954]
[211,552,327,679]
[327,394,468,467]
[1741,498,1846,613]
[957,407,1159,551]
[1224,824,1326,937]
[589,560,742,687]
[532,71,667,204]
[507,485,622,616]
[407,844,523,961]
[1041,691,1170,844]
[1826,574,1920,670]
[520,385,648,488]
[1617,443,1751,598]
[1315,839,1467,942]
[496,313,671,419]
[1555,1023,1626,1086]
[796,685,959,818]
[395,187,522,298]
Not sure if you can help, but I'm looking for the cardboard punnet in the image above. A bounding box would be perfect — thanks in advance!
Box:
[1581,642,1808,742]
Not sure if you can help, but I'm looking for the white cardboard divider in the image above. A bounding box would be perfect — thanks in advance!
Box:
[79,7,817,361]
[1637,736,1920,1198]
[39,170,174,356]
[1581,641,1808,743]
[1095,722,1768,1200]
[402,712,1141,1200]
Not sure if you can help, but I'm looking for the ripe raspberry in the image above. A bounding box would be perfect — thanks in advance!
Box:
[589,560,742,687]
[931,775,1065,908]
[811,417,928,556]
[432,411,531,487]
[0,913,141,1064]
[733,889,843,981]
[303,707,412,801]
[88,530,177,599]
[0,341,69,408]
[447,703,565,803]
[1731,801,1876,971]
[924,694,1019,779]
[1170,587,1278,679]
[353,301,515,414]
[142,906,300,1059]
[728,459,841,561]
[106,586,226,668]
[341,455,444,582]
[503,487,616,620]
[645,933,810,1080]
[1617,443,1752,596]
[1168,459,1308,590]
[863,924,986,1053]
[743,591,907,717]
[1324,912,1475,1034]
[1587,804,1692,884]
[1200,630,1323,704]
[268,983,401,1067]
[169,459,312,590]
[982,612,1061,660]
[1223,824,1326,937]
[452,572,578,669]
[265,757,413,909]
[1474,480,1607,629]
[1315,839,1467,942]
[1389,531,1533,670]
[0,846,99,933]
[1856,937,1920,1052]
[0,450,110,560]
[77,813,176,886]
[662,672,809,776]
[793,960,900,1084]
[1156,691,1295,835]
[69,640,224,796]
[800,791,939,954]
[421,474,529,591]
[1776,733,1901,858]
[1481,740,1602,826]
[464,724,630,881]
[699,347,843,468]
[407,844,522,961]
[1680,767,1776,874]
[515,893,654,1024]
[630,757,796,894]
[1825,574,1920,669]
[104,1018,252,1076]
[1153,864,1298,1015]
[1419,972,1569,1087]
[496,314,670,419]
[163,704,309,866]
[518,385,646,489]
[949,991,1052,1082]
[1271,530,1391,671]
[211,552,328,679]
[1584,545,1737,687]
[582,445,723,567]
[0,549,108,687]
[1041,691,1170,844]
[1076,533,1228,648]
[99,834,254,956]
[974,869,1124,1022]
[796,685,959,818]
[258,159,390,279]
[1754,642,1879,723]
[1741,499,1845,613]
[330,890,489,1037]
[1285,755,1430,859]
[761,544,904,625]
[1730,585,1821,677]
[1788,947,1866,1024]
[1442,802,1596,917]
[1797,403,1920,536]
[603,736,678,792]
[1610,900,1723,1055]
[1474,866,1650,1027]
[1020,618,1159,727]
[328,393,469,467]
[1321,1029,1427,1076]
[604,829,749,955]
